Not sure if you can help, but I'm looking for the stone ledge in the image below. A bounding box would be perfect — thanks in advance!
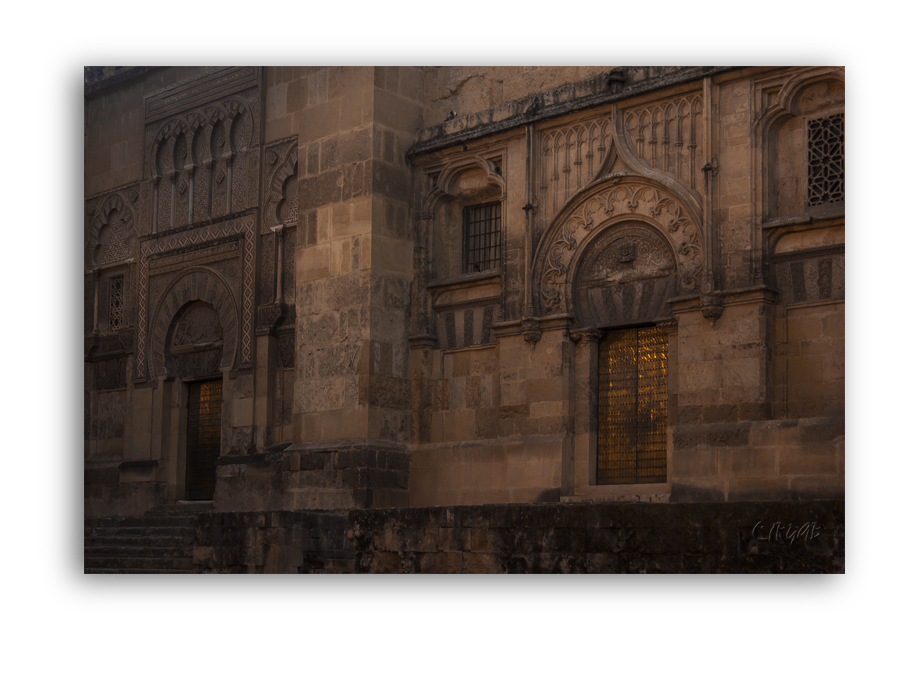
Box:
[409,67,736,157]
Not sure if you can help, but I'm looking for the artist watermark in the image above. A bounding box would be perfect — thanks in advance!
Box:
[752,521,822,544]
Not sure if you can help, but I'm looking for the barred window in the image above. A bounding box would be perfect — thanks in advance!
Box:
[108,274,125,331]
[463,202,501,273]
[807,113,844,207]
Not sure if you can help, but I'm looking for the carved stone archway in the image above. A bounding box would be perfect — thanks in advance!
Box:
[572,220,678,329]
[532,174,703,318]
[149,267,239,378]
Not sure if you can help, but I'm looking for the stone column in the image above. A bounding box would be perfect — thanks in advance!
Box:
[91,269,100,335]
[570,328,603,492]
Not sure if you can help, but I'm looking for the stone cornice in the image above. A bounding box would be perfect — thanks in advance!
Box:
[408,67,738,158]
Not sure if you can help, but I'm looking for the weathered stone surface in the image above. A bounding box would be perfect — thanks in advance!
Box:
[86,66,843,519]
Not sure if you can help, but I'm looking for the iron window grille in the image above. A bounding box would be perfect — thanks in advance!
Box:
[108,274,125,331]
[806,112,844,207]
[463,202,501,274]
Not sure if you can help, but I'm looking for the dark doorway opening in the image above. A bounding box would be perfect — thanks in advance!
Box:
[185,379,222,500]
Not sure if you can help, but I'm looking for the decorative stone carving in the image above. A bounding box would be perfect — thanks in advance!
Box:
[533,177,703,317]
[772,245,845,304]
[700,291,724,327]
[537,116,613,229]
[432,298,501,350]
[85,189,139,272]
[573,222,678,328]
[172,303,223,346]
[623,93,704,193]
[148,268,238,379]
[135,215,254,380]
[577,227,675,286]
[261,137,298,311]
[144,68,262,235]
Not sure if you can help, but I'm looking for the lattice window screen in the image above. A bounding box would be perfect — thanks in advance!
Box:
[108,275,125,331]
[807,113,844,206]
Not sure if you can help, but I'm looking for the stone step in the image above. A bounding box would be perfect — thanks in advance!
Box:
[84,568,194,574]
[85,535,193,549]
[85,545,192,559]
[86,525,195,539]
[86,516,196,528]
[85,556,194,571]
[146,502,214,516]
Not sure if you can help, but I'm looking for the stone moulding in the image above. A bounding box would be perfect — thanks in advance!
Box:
[532,174,703,319]
[135,214,255,381]
[143,67,260,124]
[407,67,734,158]
[148,266,240,379]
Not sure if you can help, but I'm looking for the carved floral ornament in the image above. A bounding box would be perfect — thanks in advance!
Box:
[533,177,703,315]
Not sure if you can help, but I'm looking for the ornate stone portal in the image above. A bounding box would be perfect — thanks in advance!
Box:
[85,66,844,522]
[533,176,703,320]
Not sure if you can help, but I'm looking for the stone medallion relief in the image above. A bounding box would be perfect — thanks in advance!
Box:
[573,222,677,328]
[533,178,703,317]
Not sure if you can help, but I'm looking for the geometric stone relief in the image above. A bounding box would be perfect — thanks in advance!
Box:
[573,223,677,328]
[433,299,501,350]
[85,188,139,272]
[806,112,844,207]
[623,92,704,193]
[170,303,224,380]
[148,97,258,232]
[283,228,296,303]
[94,356,128,391]
[261,137,298,308]
[772,245,844,304]
[277,332,295,369]
[537,116,613,231]
[135,214,255,380]
[144,68,261,235]
[172,303,223,346]
[108,274,126,331]
[149,268,238,379]
[534,178,703,316]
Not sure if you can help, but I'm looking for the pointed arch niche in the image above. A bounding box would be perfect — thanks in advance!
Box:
[422,155,506,282]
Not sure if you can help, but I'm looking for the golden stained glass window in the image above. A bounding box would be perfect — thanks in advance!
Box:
[597,325,668,484]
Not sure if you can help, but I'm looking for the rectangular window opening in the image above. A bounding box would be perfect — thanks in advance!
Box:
[108,274,125,332]
[806,112,844,207]
[463,202,501,274]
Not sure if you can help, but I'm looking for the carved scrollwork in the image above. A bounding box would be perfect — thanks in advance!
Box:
[534,178,704,316]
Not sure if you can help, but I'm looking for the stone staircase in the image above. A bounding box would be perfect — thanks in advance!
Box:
[84,502,212,574]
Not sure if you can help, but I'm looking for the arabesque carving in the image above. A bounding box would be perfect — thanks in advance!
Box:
[149,268,238,378]
[534,178,703,316]
[135,215,255,381]
[145,77,261,235]
[85,190,138,271]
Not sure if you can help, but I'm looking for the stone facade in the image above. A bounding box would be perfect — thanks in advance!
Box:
[85,66,844,518]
